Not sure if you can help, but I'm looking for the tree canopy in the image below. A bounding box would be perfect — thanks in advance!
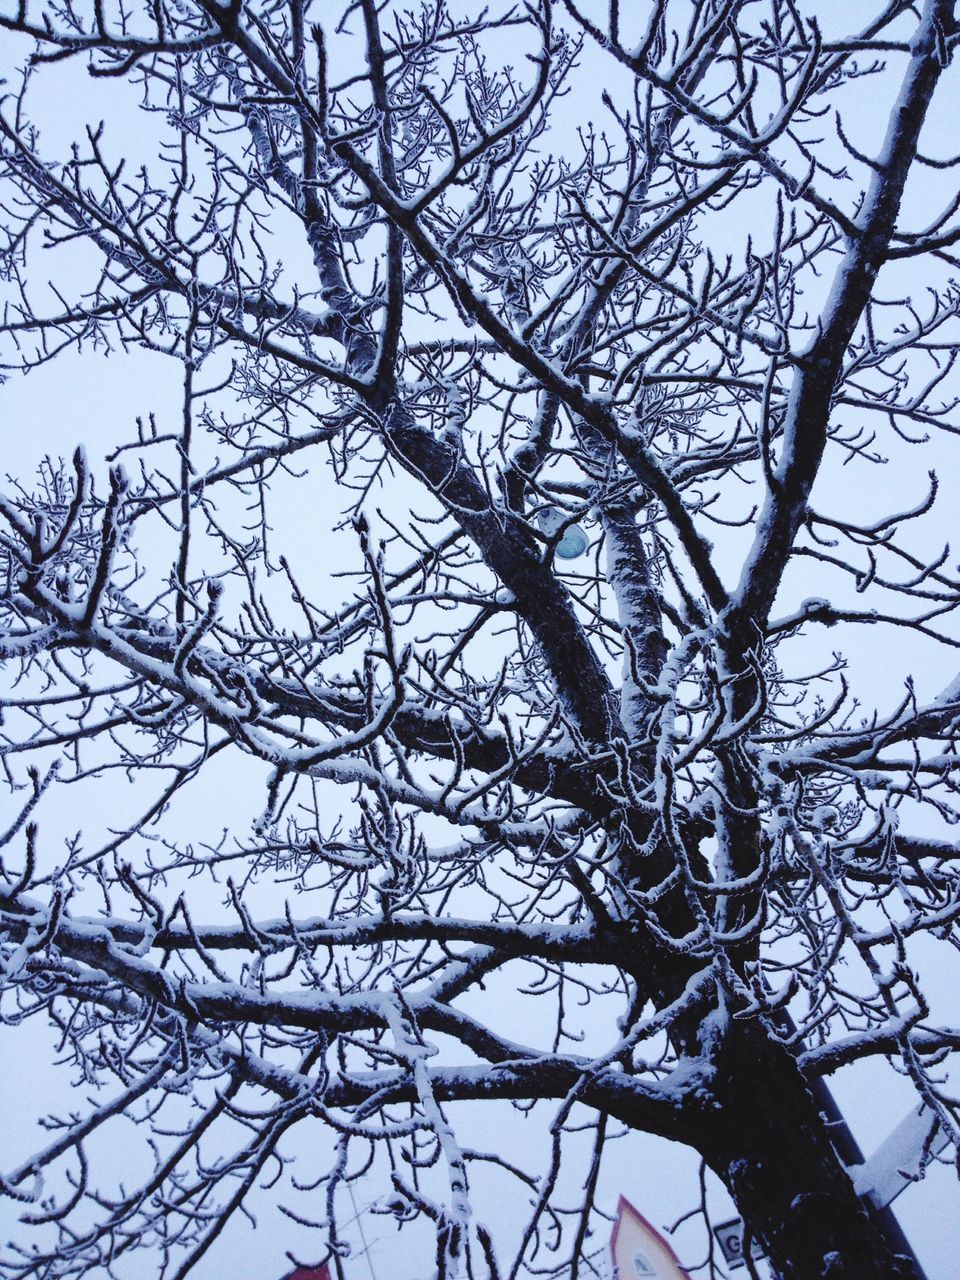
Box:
[1,2,960,1278]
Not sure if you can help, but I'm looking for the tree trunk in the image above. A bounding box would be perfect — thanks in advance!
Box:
[697,1022,916,1280]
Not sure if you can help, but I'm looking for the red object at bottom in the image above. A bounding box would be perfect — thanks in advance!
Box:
[282,1266,333,1280]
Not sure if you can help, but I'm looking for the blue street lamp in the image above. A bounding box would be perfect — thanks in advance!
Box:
[536,507,588,559]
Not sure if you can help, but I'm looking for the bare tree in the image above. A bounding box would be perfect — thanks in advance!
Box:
[2,1,960,1277]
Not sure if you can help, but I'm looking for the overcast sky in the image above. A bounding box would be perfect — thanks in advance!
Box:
[2,2,960,1278]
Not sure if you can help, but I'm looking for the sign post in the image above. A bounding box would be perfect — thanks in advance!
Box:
[708,1103,943,1279]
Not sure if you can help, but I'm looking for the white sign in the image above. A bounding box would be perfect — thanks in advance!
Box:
[713,1218,766,1271]
[611,1197,689,1280]
[852,1105,949,1209]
